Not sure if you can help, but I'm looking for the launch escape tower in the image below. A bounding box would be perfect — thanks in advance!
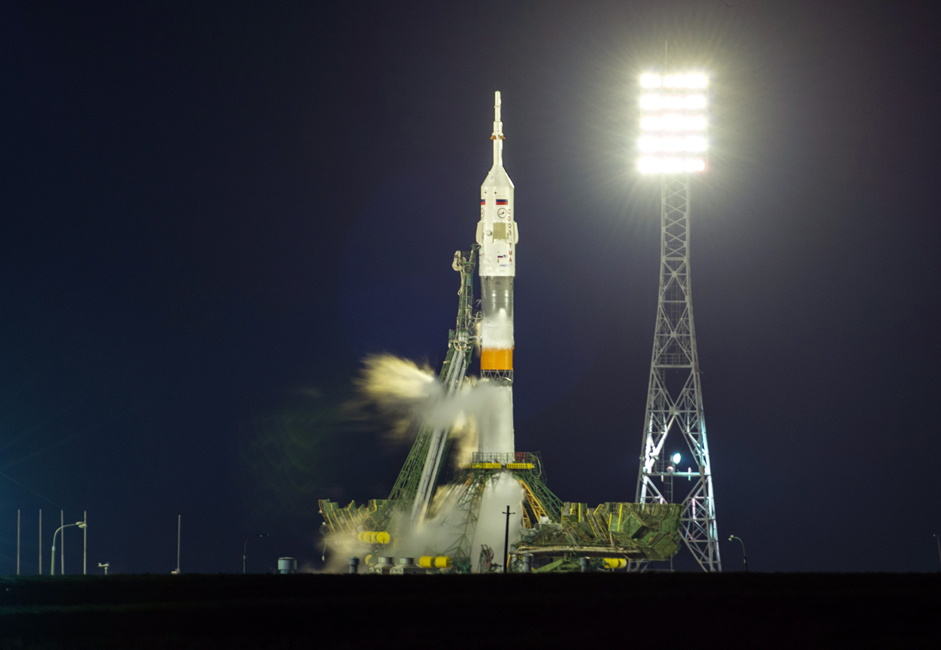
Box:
[634,72,721,572]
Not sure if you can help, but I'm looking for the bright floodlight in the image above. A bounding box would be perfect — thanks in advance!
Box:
[639,136,708,153]
[638,71,710,174]
[641,94,708,111]
[672,453,682,464]
[662,73,708,89]
[638,158,705,174]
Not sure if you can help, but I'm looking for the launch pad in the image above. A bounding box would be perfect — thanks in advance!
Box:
[318,88,701,572]
[318,240,682,572]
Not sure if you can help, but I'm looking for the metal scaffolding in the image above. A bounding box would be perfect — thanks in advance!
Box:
[382,246,479,527]
[635,175,721,572]
[440,452,562,572]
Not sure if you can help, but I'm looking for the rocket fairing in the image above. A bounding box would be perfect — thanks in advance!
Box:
[476,91,518,455]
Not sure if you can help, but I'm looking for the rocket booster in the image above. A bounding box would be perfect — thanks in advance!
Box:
[476,91,517,455]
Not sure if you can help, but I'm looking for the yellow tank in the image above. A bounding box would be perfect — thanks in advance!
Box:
[603,558,627,569]
[357,531,391,544]
[418,556,452,569]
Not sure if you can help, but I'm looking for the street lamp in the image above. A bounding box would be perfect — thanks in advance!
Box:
[51,521,86,576]
[243,533,269,574]
[728,535,748,572]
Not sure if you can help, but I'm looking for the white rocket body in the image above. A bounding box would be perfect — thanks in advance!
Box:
[476,91,517,455]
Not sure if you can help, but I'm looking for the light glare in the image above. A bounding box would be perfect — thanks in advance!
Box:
[659,73,709,89]
[638,157,706,174]
[638,136,658,152]
[638,136,708,153]
[640,73,662,88]
[684,94,707,109]
[640,115,707,132]
[640,95,706,111]
[640,94,708,111]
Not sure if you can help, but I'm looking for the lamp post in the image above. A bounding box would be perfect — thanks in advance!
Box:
[243,533,269,574]
[728,535,747,572]
[51,521,86,576]
[502,506,515,574]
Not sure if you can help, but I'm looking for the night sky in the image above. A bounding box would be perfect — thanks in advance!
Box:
[2,1,940,574]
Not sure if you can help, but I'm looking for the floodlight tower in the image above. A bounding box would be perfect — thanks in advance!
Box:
[634,71,721,572]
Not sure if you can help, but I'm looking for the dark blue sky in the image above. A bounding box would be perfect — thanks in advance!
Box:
[1,1,940,573]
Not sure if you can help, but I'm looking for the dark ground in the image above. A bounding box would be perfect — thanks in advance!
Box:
[0,573,938,648]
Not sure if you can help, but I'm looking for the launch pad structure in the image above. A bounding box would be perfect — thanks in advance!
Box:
[318,242,683,572]
[319,90,692,573]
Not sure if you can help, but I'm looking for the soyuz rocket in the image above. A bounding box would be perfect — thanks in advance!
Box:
[476,91,517,455]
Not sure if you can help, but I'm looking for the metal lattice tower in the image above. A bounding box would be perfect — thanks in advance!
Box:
[635,175,721,572]
[382,246,478,526]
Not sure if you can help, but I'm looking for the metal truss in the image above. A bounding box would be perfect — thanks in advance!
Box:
[383,247,479,528]
[441,470,490,572]
[441,455,562,572]
[635,175,721,572]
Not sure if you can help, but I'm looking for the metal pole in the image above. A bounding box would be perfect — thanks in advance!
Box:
[729,535,748,572]
[17,510,20,576]
[51,523,83,577]
[176,515,181,574]
[83,511,87,576]
[51,527,58,576]
[38,509,41,575]
[243,534,269,574]
[60,510,64,575]
[502,505,515,574]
